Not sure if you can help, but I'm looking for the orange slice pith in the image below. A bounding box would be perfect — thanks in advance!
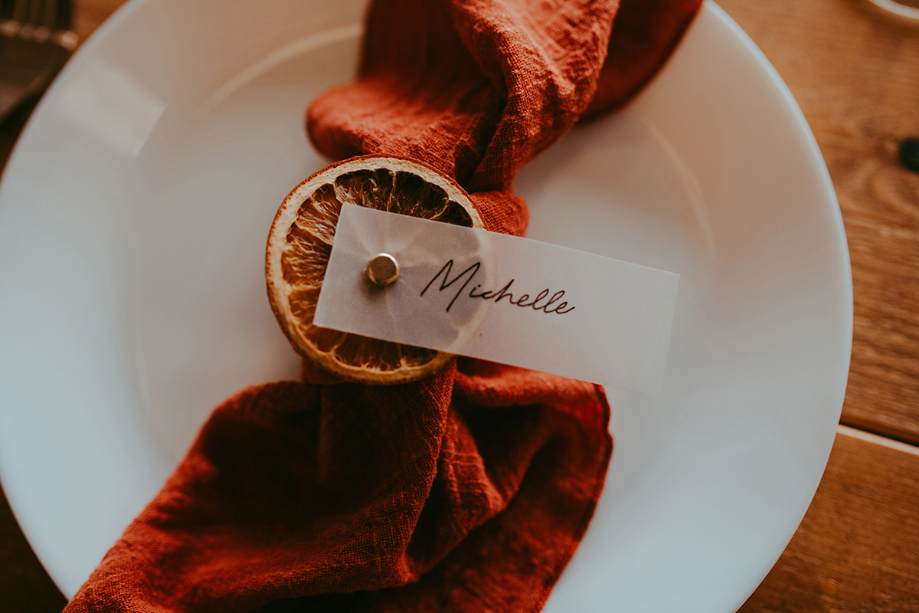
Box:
[266,155,484,384]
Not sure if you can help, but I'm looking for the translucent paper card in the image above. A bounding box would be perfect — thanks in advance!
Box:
[314,204,680,394]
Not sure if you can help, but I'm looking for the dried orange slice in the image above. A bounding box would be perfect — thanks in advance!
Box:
[266,156,484,384]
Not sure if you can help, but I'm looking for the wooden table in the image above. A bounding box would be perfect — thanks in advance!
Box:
[2,0,918,610]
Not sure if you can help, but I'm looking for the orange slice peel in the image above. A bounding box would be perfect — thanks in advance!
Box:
[266,155,484,384]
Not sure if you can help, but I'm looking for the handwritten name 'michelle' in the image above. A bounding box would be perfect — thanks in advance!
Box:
[420,260,575,315]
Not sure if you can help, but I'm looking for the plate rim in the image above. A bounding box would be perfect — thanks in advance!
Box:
[0,0,854,607]
[700,4,853,608]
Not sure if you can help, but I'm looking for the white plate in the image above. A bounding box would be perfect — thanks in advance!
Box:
[0,1,852,610]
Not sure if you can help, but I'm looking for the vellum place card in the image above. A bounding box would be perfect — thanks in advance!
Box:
[314,204,680,394]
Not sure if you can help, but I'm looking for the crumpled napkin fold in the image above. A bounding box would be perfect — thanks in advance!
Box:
[65,0,701,611]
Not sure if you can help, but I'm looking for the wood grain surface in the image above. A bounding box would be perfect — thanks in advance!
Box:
[1,0,919,611]
[740,428,919,613]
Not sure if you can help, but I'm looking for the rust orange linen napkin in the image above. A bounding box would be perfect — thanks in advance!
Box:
[64,0,700,611]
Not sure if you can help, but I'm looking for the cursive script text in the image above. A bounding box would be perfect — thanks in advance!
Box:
[420,260,576,315]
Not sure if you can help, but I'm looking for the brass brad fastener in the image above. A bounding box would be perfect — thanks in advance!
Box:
[366,253,400,287]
